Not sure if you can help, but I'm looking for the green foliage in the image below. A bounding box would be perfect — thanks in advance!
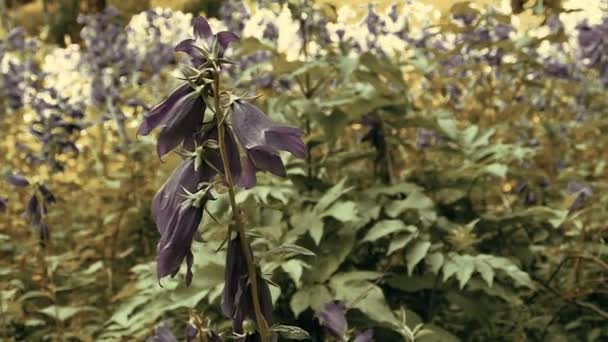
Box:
[2,1,608,341]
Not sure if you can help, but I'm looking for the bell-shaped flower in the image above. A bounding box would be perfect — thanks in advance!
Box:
[152,158,210,285]
[222,234,274,341]
[175,16,239,67]
[229,100,306,188]
[353,330,374,342]
[137,83,206,158]
[147,325,178,342]
[316,301,348,339]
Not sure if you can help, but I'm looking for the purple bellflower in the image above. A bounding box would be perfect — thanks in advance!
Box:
[567,181,592,211]
[353,330,374,342]
[175,16,239,66]
[229,100,306,188]
[317,301,374,341]
[147,325,178,342]
[316,301,348,339]
[137,83,206,158]
[152,157,212,285]
[222,235,274,341]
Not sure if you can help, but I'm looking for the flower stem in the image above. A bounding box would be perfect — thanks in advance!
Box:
[212,69,271,342]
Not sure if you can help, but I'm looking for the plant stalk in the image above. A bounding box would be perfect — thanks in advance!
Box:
[212,69,271,341]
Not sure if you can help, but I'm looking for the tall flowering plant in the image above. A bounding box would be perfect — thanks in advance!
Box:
[138,17,305,341]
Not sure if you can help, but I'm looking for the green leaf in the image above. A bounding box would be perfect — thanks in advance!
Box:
[268,244,316,257]
[322,201,359,222]
[332,281,400,328]
[282,259,307,286]
[426,252,444,274]
[309,224,324,245]
[385,191,435,219]
[314,178,352,212]
[387,231,419,255]
[361,220,415,243]
[406,241,431,276]
[272,325,311,340]
[485,163,508,178]
[287,210,324,244]
[455,255,475,289]
[290,285,332,316]
[306,229,356,283]
[39,306,100,322]
[474,258,495,287]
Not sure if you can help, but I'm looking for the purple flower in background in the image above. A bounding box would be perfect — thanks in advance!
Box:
[185,321,223,342]
[388,4,399,23]
[577,18,608,86]
[6,173,29,187]
[353,330,374,342]
[220,0,250,33]
[152,158,212,285]
[316,301,348,338]
[0,197,7,212]
[229,100,306,188]
[494,24,513,41]
[39,184,56,204]
[137,83,206,158]
[175,16,239,66]
[222,235,274,341]
[25,194,42,225]
[263,22,279,41]
[6,27,26,51]
[147,325,178,342]
[416,129,436,150]
[567,181,592,211]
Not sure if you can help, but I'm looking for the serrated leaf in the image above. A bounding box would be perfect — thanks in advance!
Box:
[387,231,418,255]
[362,220,415,243]
[290,285,332,316]
[485,163,508,178]
[386,191,434,218]
[287,210,324,244]
[270,244,316,257]
[474,258,495,287]
[426,252,444,274]
[442,258,459,282]
[322,201,359,222]
[406,241,431,276]
[289,288,310,317]
[332,281,400,328]
[456,255,475,289]
[272,325,311,340]
[315,178,352,212]
[39,305,99,322]
[282,259,306,286]
[309,224,324,245]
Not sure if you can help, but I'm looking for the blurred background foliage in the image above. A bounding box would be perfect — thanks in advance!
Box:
[1,0,608,341]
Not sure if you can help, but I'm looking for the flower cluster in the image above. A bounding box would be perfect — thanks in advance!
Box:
[139,16,305,340]
[577,17,608,86]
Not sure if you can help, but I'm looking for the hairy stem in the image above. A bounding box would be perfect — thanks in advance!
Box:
[212,70,271,341]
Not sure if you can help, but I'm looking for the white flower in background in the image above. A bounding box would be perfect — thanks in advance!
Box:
[243,8,277,41]
[126,8,193,59]
[276,5,301,61]
[378,34,408,58]
[42,44,91,106]
[207,17,228,34]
